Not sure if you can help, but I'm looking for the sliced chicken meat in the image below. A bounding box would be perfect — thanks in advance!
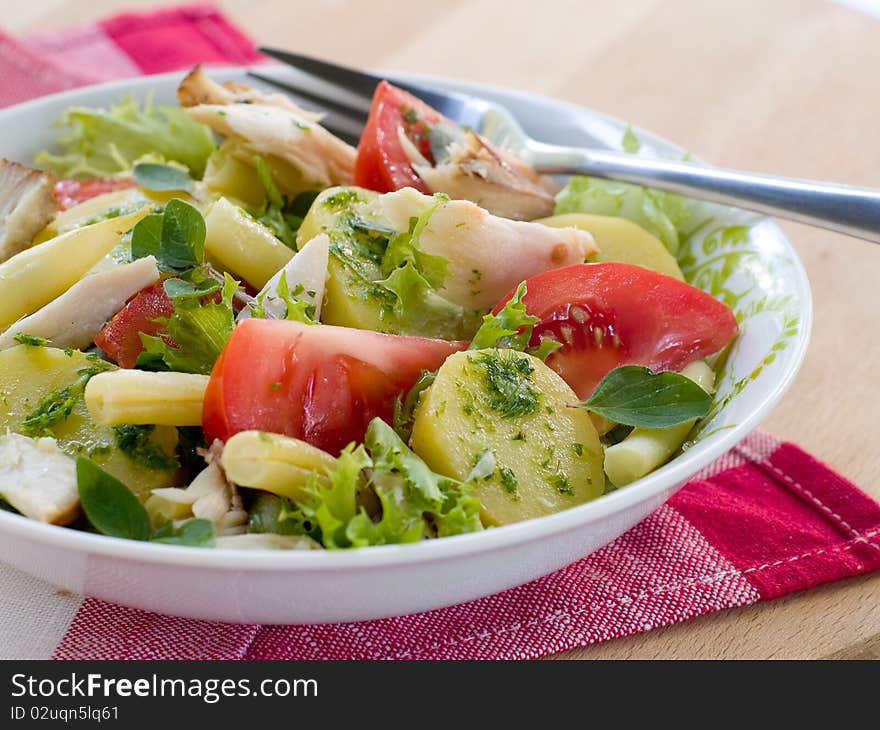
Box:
[0,160,57,263]
[179,67,356,193]
[412,129,558,221]
[0,433,79,525]
[0,256,160,351]
[379,187,596,310]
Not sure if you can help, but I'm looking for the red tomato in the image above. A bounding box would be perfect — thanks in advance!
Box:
[493,263,739,399]
[54,178,137,211]
[95,281,174,368]
[202,319,465,454]
[354,81,443,194]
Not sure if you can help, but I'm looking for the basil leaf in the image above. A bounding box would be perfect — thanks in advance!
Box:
[583,366,712,428]
[133,163,193,192]
[163,275,220,301]
[151,518,215,547]
[76,458,151,540]
[161,199,205,272]
[131,199,205,273]
[130,210,164,263]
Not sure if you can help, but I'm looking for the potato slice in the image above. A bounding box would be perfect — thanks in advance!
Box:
[411,349,604,526]
[537,213,684,280]
[0,345,179,499]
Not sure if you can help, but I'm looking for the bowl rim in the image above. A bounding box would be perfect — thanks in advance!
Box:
[0,66,813,572]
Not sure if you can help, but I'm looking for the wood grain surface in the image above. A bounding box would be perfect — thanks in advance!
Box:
[3,0,878,659]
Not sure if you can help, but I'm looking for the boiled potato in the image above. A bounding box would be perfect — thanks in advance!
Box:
[411,349,604,526]
[537,213,684,280]
[0,345,180,498]
[297,187,390,331]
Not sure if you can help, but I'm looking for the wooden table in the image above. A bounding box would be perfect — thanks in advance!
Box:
[4,0,879,659]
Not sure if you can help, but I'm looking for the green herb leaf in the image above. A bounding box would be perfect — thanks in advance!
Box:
[113,424,179,471]
[141,272,237,375]
[468,282,561,361]
[160,199,206,271]
[250,493,318,538]
[296,417,482,549]
[469,350,541,418]
[254,156,284,208]
[382,196,450,288]
[162,275,220,301]
[151,518,215,547]
[275,272,317,324]
[131,199,206,273]
[13,333,49,347]
[21,360,112,437]
[582,366,712,428]
[133,162,193,192]
[76,457,151,540]
[248,158,318,250]
[393,370,436,443]
[622,126,641,154]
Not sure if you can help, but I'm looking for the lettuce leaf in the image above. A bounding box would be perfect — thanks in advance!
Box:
[139,272,237,375]
[554,175,692,255]
[36,96,215,179]
[469,282,561,360]
[292,418,483,549]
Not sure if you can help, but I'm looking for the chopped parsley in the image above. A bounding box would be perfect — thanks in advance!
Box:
[113,424,179,471]
[13,333,49,347]
[469,351,540,418]
[499,467,519,496]
[553,475,574,496]
[20,360,112,438]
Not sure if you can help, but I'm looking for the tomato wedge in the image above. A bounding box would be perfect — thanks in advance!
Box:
[202,319,465,454]
[493,263,738,399]
[54,178,137,211]
[95,281,174,368]
[354,81,443,194]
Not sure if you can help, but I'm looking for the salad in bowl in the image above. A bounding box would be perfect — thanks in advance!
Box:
[0,66,742,553]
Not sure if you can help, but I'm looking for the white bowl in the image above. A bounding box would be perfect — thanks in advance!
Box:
[0,68,811,624]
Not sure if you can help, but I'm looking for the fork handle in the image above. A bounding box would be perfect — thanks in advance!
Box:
[534,146,880,243]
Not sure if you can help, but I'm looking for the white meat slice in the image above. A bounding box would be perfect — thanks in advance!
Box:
[237,234,330,322]
[151,462,247,536]
[178,65,323,121]
[0,256,160,351]
[0,160,57,263]
[0,433,78,525]
[179,68,355,191]
[379,187,596,310]
[187,104,355,190]
[412,130,558,221]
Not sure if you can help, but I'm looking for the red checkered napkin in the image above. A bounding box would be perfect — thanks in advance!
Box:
[2,5,879,661]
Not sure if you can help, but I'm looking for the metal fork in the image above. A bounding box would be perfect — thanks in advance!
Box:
[251,47,880,244]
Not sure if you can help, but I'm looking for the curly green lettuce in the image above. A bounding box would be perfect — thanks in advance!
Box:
[288,418,483,548]
[554,176,692,255]
[36,96,215,178]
